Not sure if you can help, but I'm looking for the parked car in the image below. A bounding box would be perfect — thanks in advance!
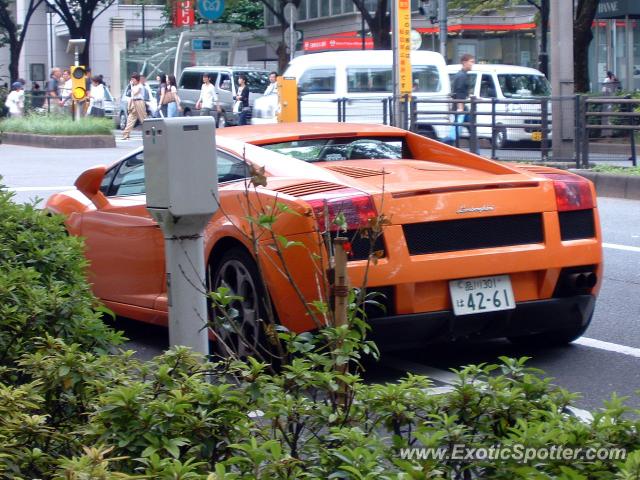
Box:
[46,123,602,351]
[251,50,451,139]
[178,66,269,127]
[116,80,159,129]
[447,64,552,148]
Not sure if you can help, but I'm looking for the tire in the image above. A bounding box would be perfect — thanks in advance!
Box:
[508,312,593,347]
[118,111,127,130]
[183,108,192,117]
[208,248,274,360]
[493,127,507,149]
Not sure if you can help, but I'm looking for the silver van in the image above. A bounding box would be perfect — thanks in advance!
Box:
[177,66,270,127]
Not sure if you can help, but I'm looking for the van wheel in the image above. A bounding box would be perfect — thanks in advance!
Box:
[493,128,507,149]
[118,112,127,130]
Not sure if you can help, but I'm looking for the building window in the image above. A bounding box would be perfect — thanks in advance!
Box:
[321,0,329,17]
[308,0,318,19]
[299,0,307,20]
[332,0,342,15]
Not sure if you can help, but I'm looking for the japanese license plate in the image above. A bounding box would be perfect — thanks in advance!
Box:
[449,275,516,316]
[531,131,542,141]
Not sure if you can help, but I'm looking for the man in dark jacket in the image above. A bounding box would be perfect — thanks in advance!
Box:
[448,53,475,143]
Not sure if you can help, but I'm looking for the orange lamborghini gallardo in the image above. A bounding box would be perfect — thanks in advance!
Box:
[46,123,602,349]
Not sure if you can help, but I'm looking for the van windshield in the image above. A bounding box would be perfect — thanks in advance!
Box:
[497,74,550,97]
[234,71,269,93]
[261,137,409,162]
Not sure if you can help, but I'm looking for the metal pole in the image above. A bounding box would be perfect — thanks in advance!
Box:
[48,11,54,69]
[142,2,146,43]
[361,12,366,50]
[74,49,80,122]
[289,22,295,61]
[438,0,447,59]
[391,0,401,127]
[469,96,478,154]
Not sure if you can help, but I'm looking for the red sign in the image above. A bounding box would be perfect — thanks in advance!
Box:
[304,37,373,52]
[174,0,195,27]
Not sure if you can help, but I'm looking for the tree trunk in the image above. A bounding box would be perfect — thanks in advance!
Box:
[538,0,549,77]
[9,40,21,83]
[573,0,598,92]
[370,11,391,49]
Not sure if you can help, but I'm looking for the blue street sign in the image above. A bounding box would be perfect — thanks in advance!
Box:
[197,0,224,21]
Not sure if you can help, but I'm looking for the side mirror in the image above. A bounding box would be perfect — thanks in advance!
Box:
[75,165,109,208]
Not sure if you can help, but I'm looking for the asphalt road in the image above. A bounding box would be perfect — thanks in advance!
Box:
[2,136,639,411]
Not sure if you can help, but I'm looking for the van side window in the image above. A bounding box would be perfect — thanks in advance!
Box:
[480,74,497,98]
[299,68,336,94]
[412,66,441,93]
[179,72,201,90]
[347,67,391,93]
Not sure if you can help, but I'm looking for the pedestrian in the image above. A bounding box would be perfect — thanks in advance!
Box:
[234,74,250,125]
[121,73,147,140]
[156,74,168,117]
[447,53,475,143]
[263,71,278,96]
[59,69,72,115]
[31,82,45,109]
[601,70,620,95]
[46,67,61,112]
[5,82,25,118]
[88,75,105,117]
[195,72,221,123]
[140,74,155,117]
[164,74,181,117]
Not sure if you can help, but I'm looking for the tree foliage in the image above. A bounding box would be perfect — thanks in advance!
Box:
[219,0,264,31]
[0,0,44,82]
[46,0,116,68]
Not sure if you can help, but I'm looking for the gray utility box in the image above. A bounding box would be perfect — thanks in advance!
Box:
[143,117,218,218]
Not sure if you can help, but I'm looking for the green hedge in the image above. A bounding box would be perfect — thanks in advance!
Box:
[1,184,640,479]
[0,114,114,136]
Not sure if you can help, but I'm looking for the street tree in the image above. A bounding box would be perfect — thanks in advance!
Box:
[351,0,391,49]
[0,0,45,83]
[259,0,301,73]
[45,0,116,67]
[219,0,263,31]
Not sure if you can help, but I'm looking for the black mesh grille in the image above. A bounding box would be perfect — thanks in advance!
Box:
[559,209,595,241]
[403,213,544,255]
[347,230,386,261]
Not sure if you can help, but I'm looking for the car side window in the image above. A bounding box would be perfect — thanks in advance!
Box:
[110,153,145,196]
[299,68,336,94]
[219,73,232,91]
[480,74,497,98]
[99,165,118,195]
[217,150,250,183]
[179,71,201,90]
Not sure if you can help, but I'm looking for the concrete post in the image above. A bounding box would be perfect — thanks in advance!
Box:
[109,17,126,97]
[550,1,575,161]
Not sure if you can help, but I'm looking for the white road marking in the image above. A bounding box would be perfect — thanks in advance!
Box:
[9,186,75,192]
[603,242,640,253]
[574,337,640,359]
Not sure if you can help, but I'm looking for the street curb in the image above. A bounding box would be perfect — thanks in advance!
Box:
[569,170,640,200]
[1,132,116,149]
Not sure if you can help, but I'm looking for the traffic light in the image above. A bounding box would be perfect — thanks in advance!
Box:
[70,65,87,100]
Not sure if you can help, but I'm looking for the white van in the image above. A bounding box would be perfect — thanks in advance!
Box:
[252,50,451,139]
[447,63,552,148]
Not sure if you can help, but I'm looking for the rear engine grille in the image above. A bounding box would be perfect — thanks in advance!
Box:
[347,229,386,261]
[325,165,387,178]
[559,209,595,241]
[273,181,344,197]
[403,213,544,255]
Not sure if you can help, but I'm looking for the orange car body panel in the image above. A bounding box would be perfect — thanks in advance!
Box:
[46,123,603,338]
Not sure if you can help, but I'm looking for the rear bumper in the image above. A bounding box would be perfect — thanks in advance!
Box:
[369,295,595,351]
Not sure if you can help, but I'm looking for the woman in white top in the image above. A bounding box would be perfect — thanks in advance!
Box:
[195,72,221,118]
[88,76,105,117]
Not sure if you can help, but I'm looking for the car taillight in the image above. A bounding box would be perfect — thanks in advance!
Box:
[305,191,377,232]
[542,173,595,211]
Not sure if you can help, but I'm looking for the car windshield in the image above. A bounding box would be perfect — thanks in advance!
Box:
[497,74,551,97]
[234,70,269,94]
[261,136,408,162]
